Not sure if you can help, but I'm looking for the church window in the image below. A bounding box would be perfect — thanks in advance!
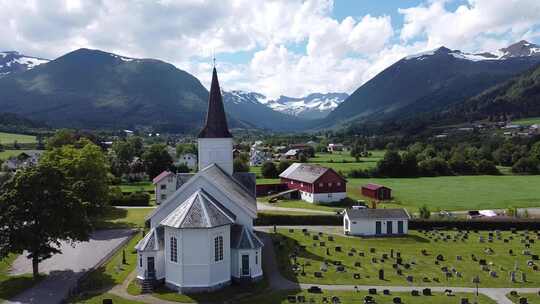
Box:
[214,236,224,262]
[161,184,167,190]
[255,251,259,265]
[139,255,142,267]
[170,236,178,263]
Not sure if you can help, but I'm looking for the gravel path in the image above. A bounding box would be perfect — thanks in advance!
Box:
[6,229,134,304]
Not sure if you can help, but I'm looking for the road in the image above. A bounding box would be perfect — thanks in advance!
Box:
[7,229,134,304]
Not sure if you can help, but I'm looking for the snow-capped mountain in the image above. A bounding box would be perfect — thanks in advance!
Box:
[0,51,49,77]
[405,40,540,62]
[223,91,348,119]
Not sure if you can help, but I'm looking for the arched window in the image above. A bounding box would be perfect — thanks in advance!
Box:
[214,236,224,262]
[170,236,178,263]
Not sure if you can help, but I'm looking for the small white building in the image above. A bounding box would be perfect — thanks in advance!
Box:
[177,153,197,170]
[343,208,409,236]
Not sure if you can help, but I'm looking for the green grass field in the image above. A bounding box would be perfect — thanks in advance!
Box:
[260,175,540,212]
[347,175,540,211]
[0,254,42,301]
[97,207,152,229]
[118,182,153,193]
[0,132,37,144]
[239,290,495,304]
[513,117,540,126]
[273,229,540,288]
[70,293,144,304]
[508,292,540,304]
[308,151,385,174]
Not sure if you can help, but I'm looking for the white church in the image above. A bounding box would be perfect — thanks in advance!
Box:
[135,67,263,293]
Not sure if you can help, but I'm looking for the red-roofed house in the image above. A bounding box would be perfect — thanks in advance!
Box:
[279,163,347,203]
[361,183,392,201]
[153,171,176,205]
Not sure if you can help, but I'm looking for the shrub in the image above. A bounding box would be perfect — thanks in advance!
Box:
[419,205,431,219]
[278,160,292,174]
[261,161,279,178]
[512,157,539,174]
[233,158,250,173]
[476,160,500,175]
[111,191,150,206]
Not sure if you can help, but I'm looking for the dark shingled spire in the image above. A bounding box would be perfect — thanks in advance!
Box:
[198,67,232,138]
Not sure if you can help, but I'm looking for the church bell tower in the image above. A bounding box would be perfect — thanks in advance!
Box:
[197,67,234,175]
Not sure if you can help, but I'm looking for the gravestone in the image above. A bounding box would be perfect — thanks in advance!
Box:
[461,298,469,304]
[411,290,419,296]
[313,235,319,241]
[370,248,376,253]
[406,275,413,283]
[379,269,384,280]
[436,254,444,261]
[457,255,462,261]
[320,242,325,247]
[335,246,341,252]
[393,297,402,304]
[397,257,403,265]
[328,236,334,241]
[422,288,432,296]
[383,289,390,295]
[353,273,360,279]
[314,271,323,278]
[354,261,362,267]
[510,271,517,283]
[368,288,377,295]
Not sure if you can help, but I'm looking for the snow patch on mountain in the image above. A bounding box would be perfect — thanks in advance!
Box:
[405,40,540,62]
[0,51,49,76]
[224,91,348,119]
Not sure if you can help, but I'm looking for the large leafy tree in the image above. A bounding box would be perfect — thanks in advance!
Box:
[40,139,110,217]
[142,144,173,179]
[0,164,92,278]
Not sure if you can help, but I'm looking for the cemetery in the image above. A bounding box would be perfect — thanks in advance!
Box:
[273,228,540,288]
[238,289,497,304]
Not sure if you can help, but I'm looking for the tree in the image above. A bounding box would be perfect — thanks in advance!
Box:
[261,161,278,178]
[233,158,249,173]
[40,139,110,217]
[128,137,144,157]
[278,160,292,174]
[46,129,77,149]
[531,141,540,162]
[418,205,431,219]
[174,163,190,173]
[476,160,500,175]
[512,157,539,174]
[376,150,403,177]
[142,144,173,179]
[0,165,92,278]
[176,143,197,157]
[298,153,308,163]
[401,151,418,177]
[350,140,363,162]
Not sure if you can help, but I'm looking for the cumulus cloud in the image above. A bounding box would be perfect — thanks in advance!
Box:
[1,0,540,98]
[399,0,540,51]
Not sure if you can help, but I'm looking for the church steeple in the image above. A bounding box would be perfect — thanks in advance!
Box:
[198,67,232,138]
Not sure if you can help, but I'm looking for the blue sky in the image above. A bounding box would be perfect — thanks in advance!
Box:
[2,0,540,97]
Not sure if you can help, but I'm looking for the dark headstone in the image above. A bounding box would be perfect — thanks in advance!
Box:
[102,300,113,304]
[379,269,384,280]
[411,290,419,296]
[423,288,432,296]
[461,298,469,304]
[308,286,322,293]
[287,295,297,303]
[335,246,341,252]
[353,273,360,279]
[383,289,390,295]
[368,288,377,295]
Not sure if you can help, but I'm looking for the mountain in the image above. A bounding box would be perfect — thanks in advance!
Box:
[222,90,309,131]
[0,51,49,77]
[325,40,540,128]
[0,48,250,132]
[223,91,348,120]
[443,62,540,122]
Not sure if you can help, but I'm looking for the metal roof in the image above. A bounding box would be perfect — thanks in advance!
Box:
[152,170,173,184]
[344,208,409,220]
[160,189,235,229]
[279,163,345,184]
[231,225,263,249]
[135,228,160,252]
[198,67,232,138]
[362,183,390,191]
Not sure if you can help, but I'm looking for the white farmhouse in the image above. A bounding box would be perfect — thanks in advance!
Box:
[136,67,263,293]
[343,208,409,236]
[177,153,197,170]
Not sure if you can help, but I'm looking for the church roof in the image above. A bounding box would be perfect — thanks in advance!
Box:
[198,67,232,138]
[231,225,263,249]
[160,189,236,229]
[135,228,160,252]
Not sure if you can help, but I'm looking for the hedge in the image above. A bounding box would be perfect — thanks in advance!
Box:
[255,213,540,230]
[111,191,150,207]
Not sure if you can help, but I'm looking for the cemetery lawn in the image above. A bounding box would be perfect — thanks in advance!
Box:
[346,175,540,212]
[0,254,43,301]
[508,292,540,304]
[273,229,540,288]
[238,290,496,304]
[70,293,145,304]
[0,132,37,144]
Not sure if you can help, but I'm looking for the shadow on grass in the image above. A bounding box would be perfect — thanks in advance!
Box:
[93,207,138,229]
[0,275,43,301]
[76,266,117,292]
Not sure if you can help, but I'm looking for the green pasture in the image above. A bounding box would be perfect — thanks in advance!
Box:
[513,117,540,126]
[0,132,37,144]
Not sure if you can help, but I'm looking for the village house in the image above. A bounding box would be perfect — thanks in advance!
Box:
[327,143,345,153]
[361,183,392,201]
[177,153,197,170]
[2,151,43,172]
[343,208,409,236]
[279,163,347,203]
[137,67,263,293]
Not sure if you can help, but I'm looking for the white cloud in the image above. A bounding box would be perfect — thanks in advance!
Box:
[1,0,540,99]
[399,0,540,52]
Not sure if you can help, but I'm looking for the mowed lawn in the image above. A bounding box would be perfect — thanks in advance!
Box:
[347,175,540,211]
[308,151,385,174]
[508,293,540,304]
[0,132,37,144]
[273,229,540,288]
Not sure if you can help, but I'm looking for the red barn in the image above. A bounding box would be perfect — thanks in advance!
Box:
[361,183,392,201]
[279,163,347,203]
